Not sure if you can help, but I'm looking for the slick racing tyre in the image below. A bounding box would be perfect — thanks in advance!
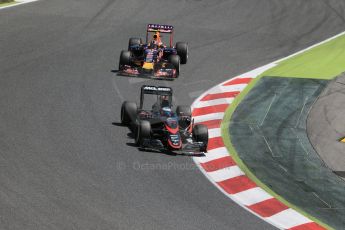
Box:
[176,105,192,117]
[119,50,132,69]
[176,42,188,64]
[192,124,208,152]
[176,105,192,129]
[121,101,137,125]
[128,37,142,50]
[168,54,180,77]
[135,120,151,146]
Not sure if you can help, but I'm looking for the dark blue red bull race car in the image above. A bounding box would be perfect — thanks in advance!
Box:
[118,24,189,80]
[120,85,208,154]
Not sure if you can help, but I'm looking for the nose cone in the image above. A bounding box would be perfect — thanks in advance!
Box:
[167,133,182,150]
[143,62,154,70]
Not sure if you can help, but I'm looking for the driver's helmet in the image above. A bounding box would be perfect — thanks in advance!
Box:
[160,107,172,117]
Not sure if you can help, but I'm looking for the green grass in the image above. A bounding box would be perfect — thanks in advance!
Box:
[220,33,345,230]
[264,34,345,79]
[0,1,15,7]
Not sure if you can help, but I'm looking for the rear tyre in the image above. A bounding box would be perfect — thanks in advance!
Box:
[119,50,132,69]
[135,120,151,146]
[121,101,137,125]
[168,54,180,77]
[176,105,192,129]
[193,124,208,152]
[176,105,191,117]
[128,37,142,50]
[176,42,188,64]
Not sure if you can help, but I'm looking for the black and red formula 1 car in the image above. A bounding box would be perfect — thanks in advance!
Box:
[120,85,208,154]
[118,24,188,80]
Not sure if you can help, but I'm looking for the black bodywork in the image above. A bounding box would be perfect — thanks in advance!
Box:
[121,85,207,155]
[118,24,188,80]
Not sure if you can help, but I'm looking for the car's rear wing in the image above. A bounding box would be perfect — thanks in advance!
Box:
[146,24,174,47]
[140,85,173,110]
[147,24,174,33]
[141,85,173,96]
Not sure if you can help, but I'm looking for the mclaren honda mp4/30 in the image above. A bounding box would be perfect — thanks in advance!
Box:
[118,24,188,80]
[120,85,208,154]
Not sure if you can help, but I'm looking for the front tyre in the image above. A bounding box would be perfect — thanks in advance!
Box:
[135,120,151,146]
[168,54,180,77]
[119,50,132,69]
[193,124,208,152]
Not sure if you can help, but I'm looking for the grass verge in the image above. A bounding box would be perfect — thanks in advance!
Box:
[264,34,345,79]
[220,33,345,230]
[0,1,15,7]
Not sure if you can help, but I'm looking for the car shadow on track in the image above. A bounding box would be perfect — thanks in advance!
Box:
[110,69,174,81]
[112,122,204,157]
[112,122,124,126]
[112,122,178,156]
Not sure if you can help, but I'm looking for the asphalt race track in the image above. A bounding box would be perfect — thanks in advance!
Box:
[1,0,345,229]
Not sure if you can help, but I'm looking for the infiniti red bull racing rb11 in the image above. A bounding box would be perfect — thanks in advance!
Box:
[120,85,208,154]
[118,24,188,80]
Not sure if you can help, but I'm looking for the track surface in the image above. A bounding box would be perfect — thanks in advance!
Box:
[1,0,345,229]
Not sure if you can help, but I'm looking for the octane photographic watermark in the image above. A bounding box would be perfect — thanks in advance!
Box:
[115,160,241,173]
[133,160,198,171]
[115,160,199,172]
